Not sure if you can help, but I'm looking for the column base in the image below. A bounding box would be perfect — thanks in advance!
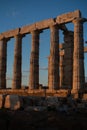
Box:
[71,89,79,99]
[71,89,78,93]
[71,89,84,99]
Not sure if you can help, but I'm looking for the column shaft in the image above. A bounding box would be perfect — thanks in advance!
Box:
[0,39,7,89]
[72,18,85,92]
[12,35,22,89]
[60,55,64,88]
[48,25,59,90]
[63,31,74,88]
[29,30,39,89]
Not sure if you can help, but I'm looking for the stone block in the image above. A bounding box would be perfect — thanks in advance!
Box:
[20,24,36,34]
[56,10,81,24]
[36,18,55,29]
[1,28,19,38]
[84,47,87,52]
[82,94,87,100]
[46,96,59,106]
[0,34,4,40]
[0,94,3,108]
[4,95,23,110]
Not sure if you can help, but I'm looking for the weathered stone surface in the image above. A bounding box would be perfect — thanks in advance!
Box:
[46,96,59,106]
[20,24,36,34]
[72,18,85,91]
[29,30,40,89]
[48,25,59,90]
[20,19,56,35]
[12,34,22,89]
[36,18,55,29]
[0,34,4,40]
[59,55,64,88]
[59,43,64,49]
[4,95,23,110]
[20,96,46,108]
[0,94,3,108]
[0,28,19,39]
[63,31,74,88]
[82,94,87,100]
[60,46,87,54]
[56,10,81,24]
[0,39,7,89]
[84,47,87,52]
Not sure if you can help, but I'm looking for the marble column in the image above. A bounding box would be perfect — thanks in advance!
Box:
[0,38,7,89]
[48,25,59,90]
[29,30,40,89]
[63,31,74,89]
[60,54,64,88]
[12,34,22,89]
[72,18,85,92]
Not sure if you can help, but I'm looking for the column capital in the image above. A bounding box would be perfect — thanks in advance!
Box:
[0,35,10,42]
[14,33,25,39]
[72,18,87,24]
[14,33,21,38]
[50,24,59,30]
[72,17,85,92]
[30,29,42,34]
[0,34,4,40]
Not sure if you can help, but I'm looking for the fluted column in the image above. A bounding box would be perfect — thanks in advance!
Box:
[29,30,40,89]
[12,34,22,89]
[0,38,7,89]
[72,18,85,92]
[48,25,59,90]
[63,31,74,89]
[60,55,64,88]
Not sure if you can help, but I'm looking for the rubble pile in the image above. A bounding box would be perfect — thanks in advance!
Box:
[0,94,87,113]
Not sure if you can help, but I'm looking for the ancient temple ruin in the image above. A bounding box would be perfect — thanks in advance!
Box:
[0,10,87,94]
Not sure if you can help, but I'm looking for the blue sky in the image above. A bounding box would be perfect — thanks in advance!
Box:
[0,0,87,87]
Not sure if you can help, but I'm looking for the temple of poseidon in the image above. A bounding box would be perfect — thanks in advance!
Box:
[0,10,87,97]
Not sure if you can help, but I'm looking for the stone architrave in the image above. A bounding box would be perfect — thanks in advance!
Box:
[12,34,22,89]
[0,38,7,89]
[72,18,85,92]
[29,30,40,89]
[63,31,74,88]
[48,25,59,90]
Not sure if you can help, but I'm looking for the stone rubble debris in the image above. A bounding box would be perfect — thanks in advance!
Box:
[4,95,23,110]
[0,94,87,112]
